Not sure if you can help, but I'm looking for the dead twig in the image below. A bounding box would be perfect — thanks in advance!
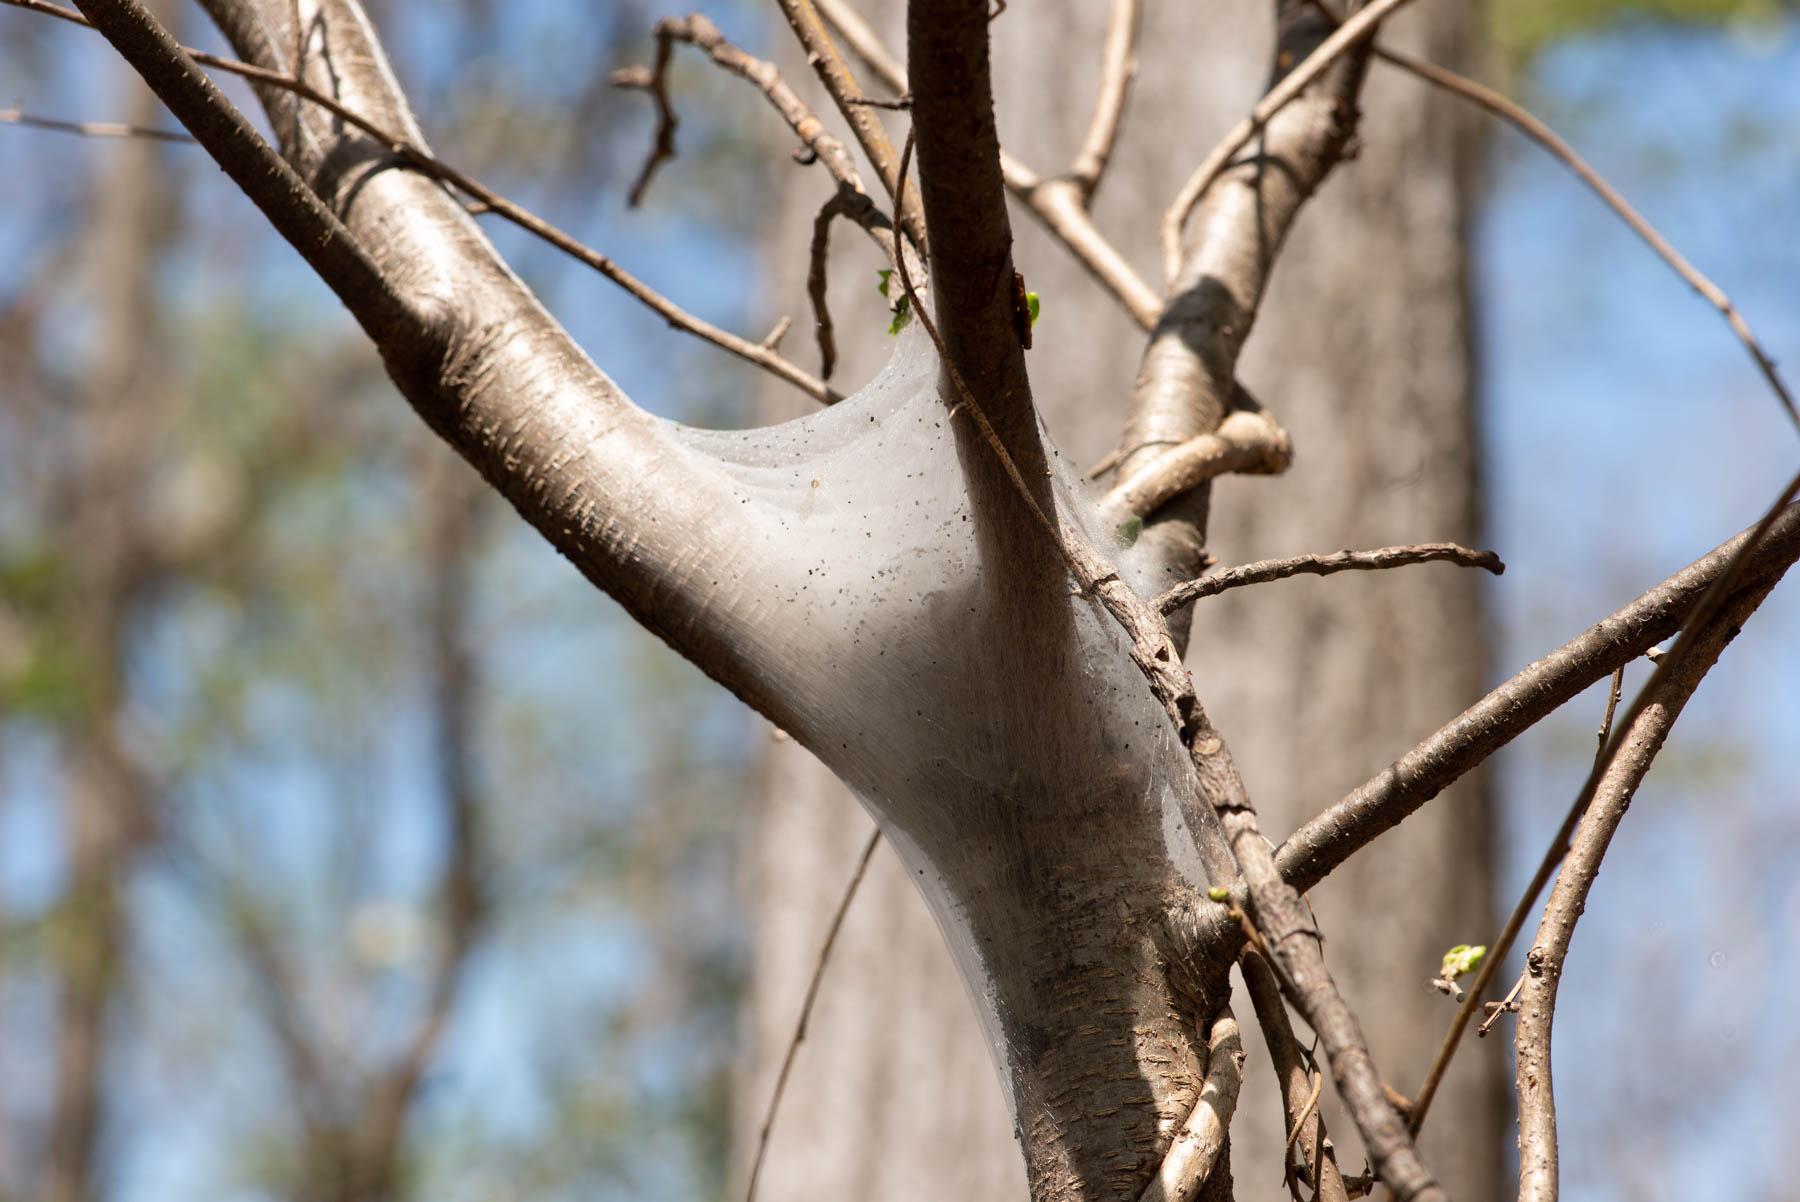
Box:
[1516,575,1779,1201]
[1154,543,1504,614]
[1,103,192,142]
[613,14,867,206]
[772,0,925,253]
[743,830,883,1202]
[1407,469,1800,1137]
[810,0,1163,328]
[1368,43,1799,432]
[5,0,837,402]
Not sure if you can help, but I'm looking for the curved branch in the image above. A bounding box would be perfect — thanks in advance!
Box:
[1067,0,1140,201]
[1514,575,1774,1202]
[1159,0,1413,281]
[1366,44,1798,433]
[1276,501,1800,894]
[1136,1010,1245,1202]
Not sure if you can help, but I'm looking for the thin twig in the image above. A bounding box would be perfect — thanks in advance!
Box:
[1241,951,1349,1202]
[772,0,925,252]
[1155,543,1504,614]
[1066,0,1139,201]
[1478,663,1617,1047]
[1367,44,1799,433]
[1516,575,1778,1202]
[806,192,848,379]
[810,0,1163,328]
[1476,969,1527,1038]
[0,103,193,142]
[1407,468,1800,1136]
[743,828,882,1202]
[6,0,836,402]
[614,14,868,205]
[1161,0,1417,281]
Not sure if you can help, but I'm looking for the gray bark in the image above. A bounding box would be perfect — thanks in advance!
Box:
[739,2,1502,1199]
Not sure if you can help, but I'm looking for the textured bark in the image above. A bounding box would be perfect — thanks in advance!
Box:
[740,2,1501,1200]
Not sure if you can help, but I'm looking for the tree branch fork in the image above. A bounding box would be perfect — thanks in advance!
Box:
[13,0,1800,1200]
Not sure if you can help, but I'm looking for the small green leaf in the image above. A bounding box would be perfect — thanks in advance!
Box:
[1207,886,1230,903]
[1439,944,1487,980]
[887,295,912,336]
[1116,514,1143,546]
[876,268,893,298]
[1026,291,1041,326]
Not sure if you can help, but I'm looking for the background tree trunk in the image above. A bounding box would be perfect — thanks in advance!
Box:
[738,2,1502,1198]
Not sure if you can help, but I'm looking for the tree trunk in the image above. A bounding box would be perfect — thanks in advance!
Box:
[738,3,1501,1200]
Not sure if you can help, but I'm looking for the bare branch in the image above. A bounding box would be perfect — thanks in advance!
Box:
[615,14,868,205]
[1362,43,1798,432]
[1117,0,1374,613]
[1240,952,1350,1202]
[811,0,905,93]
[0,102,192,141]
[906,0,1041,447]
[1406,470,1800,1137]
[807,192,853,380]
[1515,573,1777,1201]
[1161,0,1415,281]
[811,0,1164,328]
[11,0,836,401]
[1155,543,1503,614]
[772,0,926,251]
[1067,0,1140,201]
[1136,1010,1245,1202]
[1275,499,1800,896]
[743,829,882,1202]
[611,34,676,207]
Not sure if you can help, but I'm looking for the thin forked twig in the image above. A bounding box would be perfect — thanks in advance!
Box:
[1516,574,1775,1201]
[613,14,868,207]
[1155,543,1504,614]
[810,0,1164,328]
[5,0,836,402]
[1,103,192,142]
[772,0,925,253]
[743,828,882,1202]
[1240,950,1349,1202]
[1407,467,1800,1136]
[1161,0,1417,281]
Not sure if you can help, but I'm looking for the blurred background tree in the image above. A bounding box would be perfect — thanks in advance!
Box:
[1,1,1798,1201]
